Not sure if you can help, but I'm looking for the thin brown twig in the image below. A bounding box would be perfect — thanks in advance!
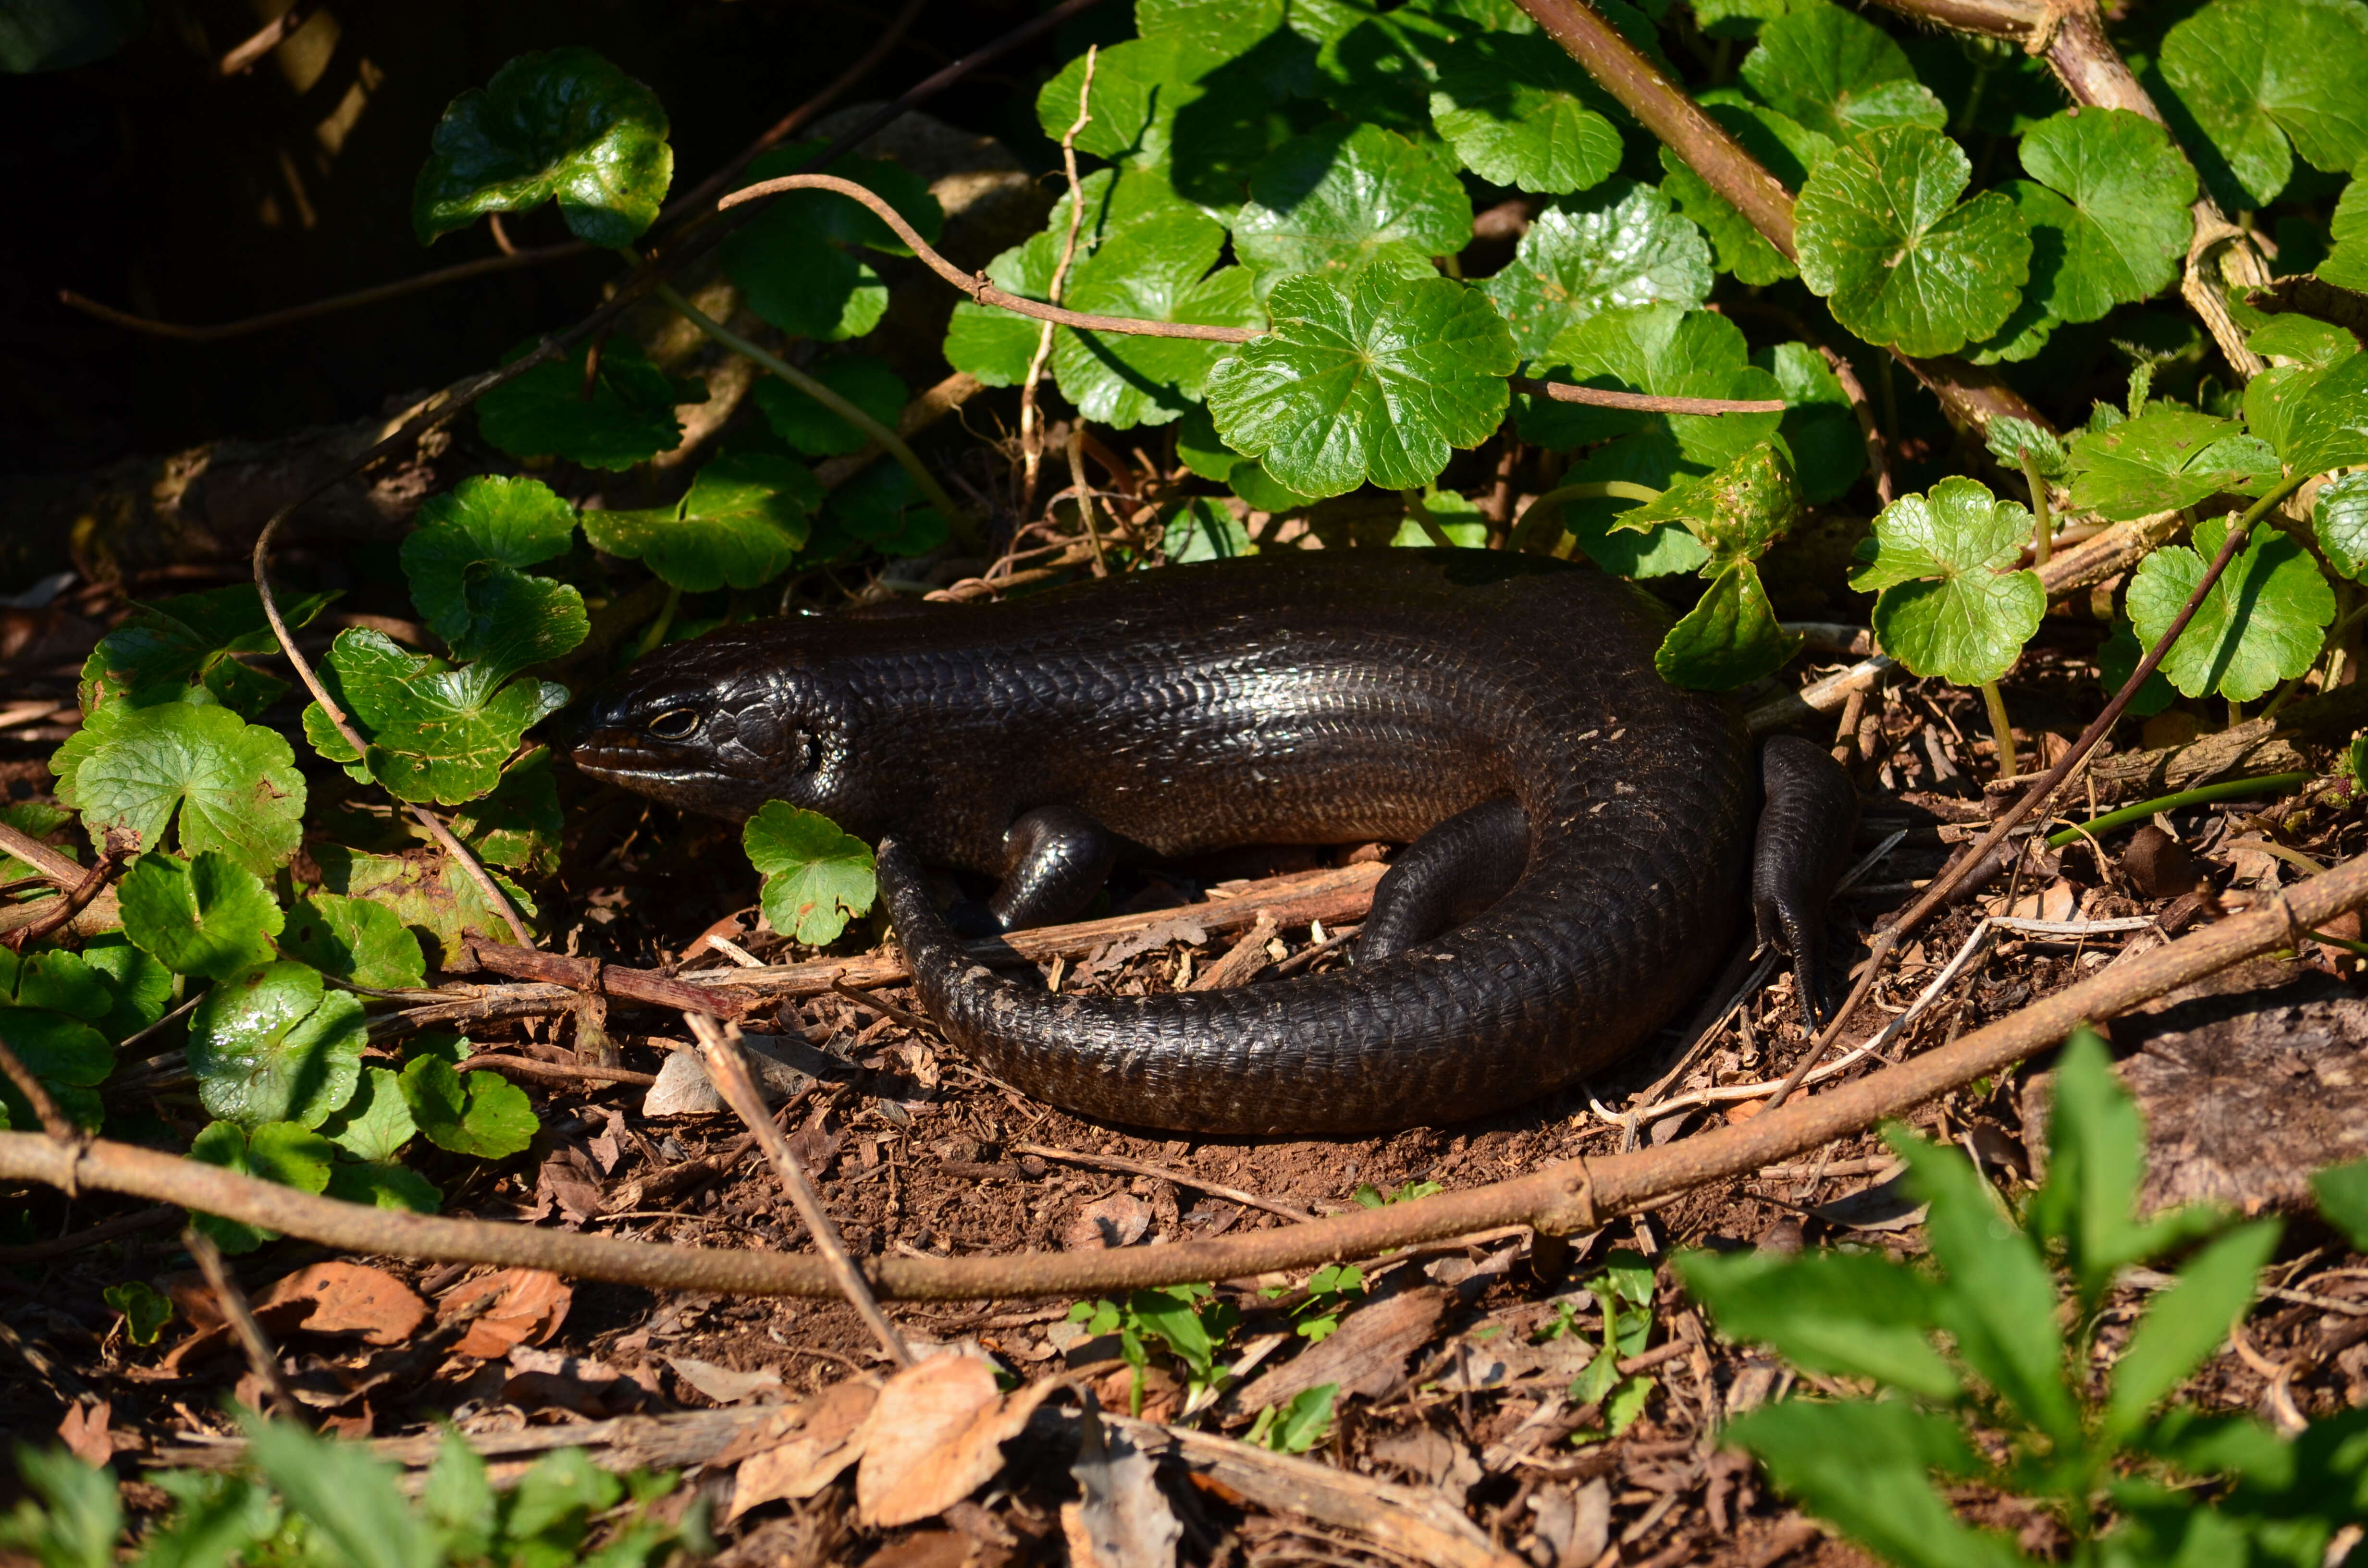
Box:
[457,1055,660,1088]
[1020,45,1099,516]
[0,1034,75,1144]
[0,1205,177,1265]
[217,0,321,76]
[687,1014,914,1363]
[185,1227,306,1424]
[1065,427,1112,574]
[1514,377,1786,416]
[1013,1143,1316,1223]
[1817,346,1893,506]
[3,834,125,954]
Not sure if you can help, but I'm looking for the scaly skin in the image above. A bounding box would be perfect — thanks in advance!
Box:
[577,550,1784,1134]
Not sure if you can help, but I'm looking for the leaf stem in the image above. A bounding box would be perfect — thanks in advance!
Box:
[635,584,683,661]
[649,281,972,543]
[2044,772,2314,848]
[1401,490,1456,548]
[1978,680,2019,780]
[1019,45,1099,519]
[2022,450,2052,566]
[1517,481,1665,551]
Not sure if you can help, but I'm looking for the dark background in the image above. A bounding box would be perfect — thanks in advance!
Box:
[0,0,1124,478]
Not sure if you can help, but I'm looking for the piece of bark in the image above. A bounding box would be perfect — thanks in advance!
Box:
[1230,1286,1450,1416]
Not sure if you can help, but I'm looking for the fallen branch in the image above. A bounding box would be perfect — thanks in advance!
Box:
[0,822,119,940]
[12,844,2364,1299]
[4,833,127,955]
[463,939,743,1017]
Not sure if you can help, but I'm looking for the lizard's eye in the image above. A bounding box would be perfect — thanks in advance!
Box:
[647,708,701,741]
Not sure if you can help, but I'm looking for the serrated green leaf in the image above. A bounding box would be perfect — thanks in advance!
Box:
[1429,31,1620,194]
[1165,497,1257,561]
[413,47,672,248]
[1233,122,1470,294]
[451,746,564,878]
[1654,560,1800,690]
[582,453,819,592]
[186,1119,334,1254]
[187,960,365,1129]
[2066,407,2276,520]
[2318,472,2368,581]
[2127,514,2335,701]
[1620,440,1797,563]
[1306,3,1461,133]
[1536,435,1712,578]
[401,1054,538,1159]
[2,947,113,1022]
[1724,1400,2021,1568]
[1478,180,1713,361]
[1850,477,2043,686]
[1037,32,1270,188]
[1658,98,1832,287]
[746,801,876,945]
[2009,109,2194,324]
[50,701,305,874]
[398,476,577,646]
[2249,312,2359,370]
[78,933,172,1044]
[2159,0,2368,207]
[325,1158,444,1215]
[1053,211,1261,428]
[77,584,333,722]
[2323,177,2368,291]
[1795,126,2030,357]
[2107,1219,2280,1440]
[1892,1129,2081,1444]
[1757,342,1863,504]
[2316,1160,2368,1249]
[118,849,283,982]
[721,143,943,341]
[2245,350,2368,477]
[1677,1248,1958,1398]
[284,894,426,992]
[312,845,534,967]
[1984,416,2068,481]
[305,629,570,807]
[1517,304,1782,467]
[317,1065,419,1164]
[1740,0,1945,140]
[1206,268,1516,498]
[103,1280,173,1346]
[476,337,702,471]
[754,355,906,457]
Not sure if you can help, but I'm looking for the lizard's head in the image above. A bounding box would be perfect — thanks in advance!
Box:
[571,622,848,822]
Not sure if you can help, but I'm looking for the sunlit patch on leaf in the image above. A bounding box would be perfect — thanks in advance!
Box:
[746,802,877,946]
[187,961,366,1131]
[401,1054,538,1160]
[2127,513,2334,701]
[311,845,537,967]
[51,702,305,875]
[582,453,820,592]
[1517,304,1782,469]
[118,849,283,983]
[1850,476,2045,686]
[1739,0,1944,141]
[2067,407,2277,520]
[1478,180,1713,361]
[1232,122,1471,295]
[1429,31,1622,195]
[284,894,428,992]
[398,476,579,648]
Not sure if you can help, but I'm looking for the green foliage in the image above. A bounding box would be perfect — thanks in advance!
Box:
[1289,1263,1366,1343]
[1247,1384,1339,1453]
[318,1065,420,1164]
[1850,477,2046,686]
[103,1280,173,1346]
[1560,1249,1659,1441]
[284,894,428,991]
[186,1119,336,1252]
[2322,179,2368,292]
[1659,98,1830,286]
[51,702,305,874]
[2158,0,2368,207]
[312,845,536,968]
[1477,181,1713,361]
[475,338,703,471]
[2065,407,2275,520]
[1739,0,1944,141]
[1627,441,1803,689]
[722,143,943,342]
[1052,209,1259,428]
[1207,268,1516,498]
[186,961,366,1130]
[1232,123,1471,292]
[754,355,906,456]
[583,452,821,591]
[397,476,579,647]
[1429,31,1621,194]
[400,1054,539,1160]
[1069,1284,1243,1413]
[1679,1026,2368,1567]
[118,850,283,982]
[2008,109,2195,327]
[2127,514,2335,700]
[1352,1177,1443,1207]
[413,47,673,247]
[1795,125,2030,357]
[79,584,333,722]
[450,747,566,879]
[743,802,876,945]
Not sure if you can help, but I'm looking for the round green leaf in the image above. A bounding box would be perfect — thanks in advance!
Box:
[1517,304,1782,469]
[1619,441,1798,565]
[1166,498,1257,562]
[304,630,570,808]
[186,1119,335,1254]
[0,1007,111,1090]
[2066,407,2276,521]
[78,584,330,722]
[476,339,702,471]
[400,1054,537,1160]
[1478,180,1713,361]
[1206,269,1517,499]
[104,1281,173,1347]
[1794,126,2031,358]
[1655,560,1801,691]
[2317,472,2368,581]
[325,1160,443,1214]
[1659,102,1831,288]
[746,802,878,946]
[1739,1,1945,141]
[2159,0,2368,207]
[451,747,564,879]
[721,144,944,342]
[2245,351,2368,478]
[945,233,1058,388]
[2,948,112,1022]
[50,701,304,875]
[2009,109,2195,325]
[285,894,427,992]
[79,933,173,1044]
[187,961,366,1130]
[2322,178,2368,292]
[1035,32,1269,184]
[1850,476,2046,686]
[1429,32,1622,195]
[2249,314,2359,372]
[583,453,820,592]
[119,849,284,982]
[1233,123,1471,294]
[311,846,536,968]
[413,47,673,247]
[1052,212,1261,429]
[2097,618,2178,719]
[754,355,907,457]
[398,476,577,647]
[317,1065,419,1164]
[2128,514,2336,701]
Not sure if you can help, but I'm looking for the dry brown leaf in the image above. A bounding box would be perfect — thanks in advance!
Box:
[1061,1401,1181,1568]
[438,1268,570,1359]
[56,1400,114,1468]
[1063,1193,1151,1250]
[259,1262,428,1346]
[728,1379,880,1520]
[855,1351,1068,1528]
[667,1355,784,1405]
